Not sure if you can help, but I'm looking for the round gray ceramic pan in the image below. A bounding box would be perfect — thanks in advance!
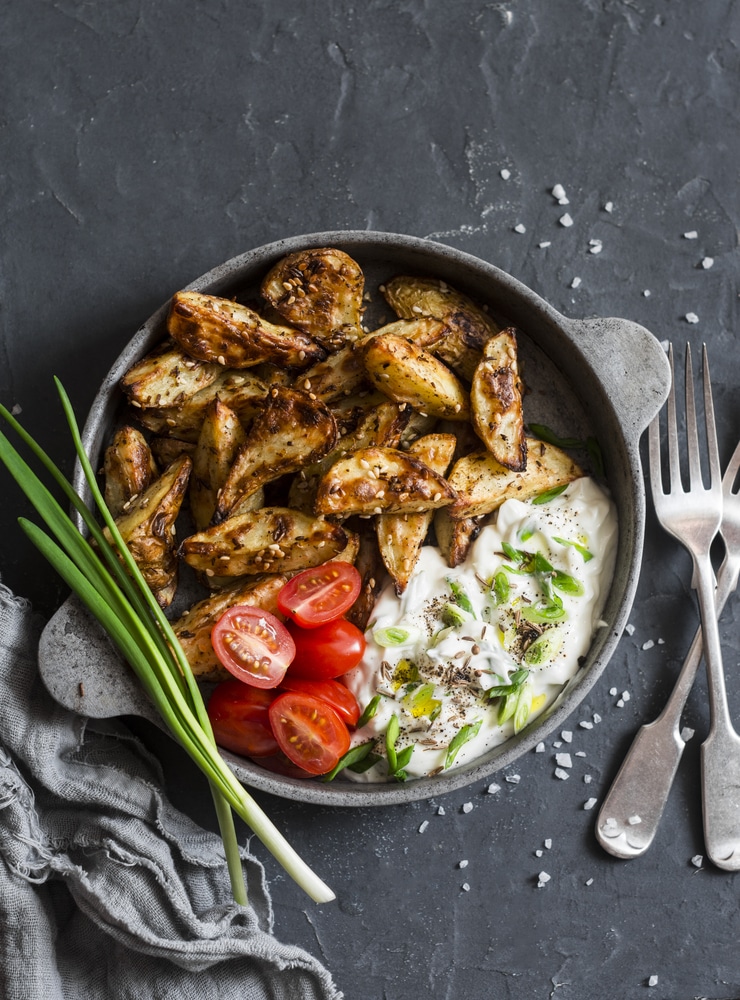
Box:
[39,231,671,806]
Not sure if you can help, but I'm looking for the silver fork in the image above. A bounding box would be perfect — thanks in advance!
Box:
[596,433,740,860]
[597,343,740,870]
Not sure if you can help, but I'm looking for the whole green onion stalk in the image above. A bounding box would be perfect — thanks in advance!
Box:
[0,383,334,906]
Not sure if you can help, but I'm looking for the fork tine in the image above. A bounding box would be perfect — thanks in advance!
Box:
[684,343,704,489]
[723,435,740,493]
[665,343,682,492]
[702,344,722,489]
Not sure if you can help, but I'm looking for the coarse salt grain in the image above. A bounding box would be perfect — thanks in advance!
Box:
[554,767,570,780]
[544,839,552,849]
[535,849,543,857]
[584,797,598,810]
[685,312,699,324]
[658,638,665,644]
[625,623,635,636]
[610,687,618,696]
[538,241,552,248]
[555,753,573,768]
[559,213,574,227]
[622,691,631,702]
[458,859,469,869]
[552,183,567,201]
[585,877,594,885]
[11,403,22,415]
[683,231,698,239]
[571,276,582,288]
[691,855,703,867]
[500,168,511,179]
[487,783,501,795]
[584,774,593,784]
[561,731,572,743]
[437,805,446,815]
[580,720,593,730]
[514,223,526,233]
[617,699,625,708]
[537,872,551,887]
[701,256,714,268]
[535,742,546,753]
[418,820,429,833]
[648,975,659,987]
[575,751,586,758]
[603,817,617,829]
[505,774,520,784]
[462,801,473,813]
[589,240,603,254]
[681,727,695,742]
[628,815,642,826]
[461,882,471,892]
[593,713,602,724]
[642,639,655,650]
[604,201,614,213]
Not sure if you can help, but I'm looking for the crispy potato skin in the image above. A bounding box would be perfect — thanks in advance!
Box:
[261,248,364,351]
[315,445,458,518]
[471,328,527,471]
[168,291,325,369]
[376,433,457,593]
[110,456,192,607]
[121,339,222,409]
[215,386,338,521]
[190,398,247,530]
[344,521,385,631]
[382,276,502,381]
[172,575,288,681]
[361,334,471,421]
[103,425,159,518]
[448,438,583,519]
[179,506,348,577]
[434,508,485,568]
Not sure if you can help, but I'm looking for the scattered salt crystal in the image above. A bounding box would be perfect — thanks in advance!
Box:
[461,882,471,891]
[683,230,698,239]
[648,975,659,987]
[462,801,474,813]
[701,256,714,268]
[555,753,573,768]
[500,168,511,180]
[505,774,520,784]
[552,183,567,201]
[585,877,594,885]
[553,741,562,748]
[610,687,618,696]
[584,797,598,810]
[538,241,552,248]
[685,312,699,324]
[458,859,469,869]
[575,751,587,758]
[580,720,593,730]
[603,817,617,829]
[514,223,526,234]
[559,213,574,227]
[537,872,551,887]
[535,849,543,857]
[418,820,429,834]
[643,289,651,297]
[628,815,642,826]
[554,767,570,780]
[437,805,446,815]
[617,699,625,708]
[691,854,703,867]
[11,403,22,415]
[571,276,582,288]
[486,783,500,795]
[625,623,635,636]
[642,639,655,650]
[589,240,603,254]
[658,638,665,644]
[593,713,602,724]
[561,731,573,743]
[681,727,695,743]
[544,839,552,850]
[535,742,546,753]
[622,691,631,702]
[584,774,593,784]
[604,201,614,213]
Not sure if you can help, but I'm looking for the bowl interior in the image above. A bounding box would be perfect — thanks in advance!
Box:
[76,232,644,806]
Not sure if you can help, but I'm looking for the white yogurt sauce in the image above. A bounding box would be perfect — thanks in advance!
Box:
[342,477,618,781]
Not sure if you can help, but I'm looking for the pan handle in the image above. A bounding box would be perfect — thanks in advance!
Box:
[566,317,671,445]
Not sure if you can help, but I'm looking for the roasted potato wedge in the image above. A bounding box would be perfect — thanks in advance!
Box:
[471,328,527,471]
[295,343,367,403]
[109,456,192,607]
[172,575,288,681]
[150,436,196,467]
[121,339,222,409]
[448,438,583,519]
[361,334,470,421]
[344,522,386,631]
[434,508,485,568]
[215,386,338,521]
[261,247,364,351]
[190,398,247,530]
[179,506,349,577]
[288,400,411,512]
[376,433,457,593]
[103,425,159,518]
[136,369,268,441]
[168,291,325,370]
[382,276,502,381]
[315,445,458,518]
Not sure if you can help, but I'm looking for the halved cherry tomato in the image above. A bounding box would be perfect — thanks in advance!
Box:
[285,617,366,681]
[279,676,361,727]
[207,680,279,757]
[277,562,362,628]
[211,605,295,688]
[268,691,351,775]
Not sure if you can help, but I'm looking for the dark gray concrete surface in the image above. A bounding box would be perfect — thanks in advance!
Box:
[1,2,739,997]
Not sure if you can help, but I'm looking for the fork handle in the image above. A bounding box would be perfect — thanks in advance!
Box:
[596,557,738,859]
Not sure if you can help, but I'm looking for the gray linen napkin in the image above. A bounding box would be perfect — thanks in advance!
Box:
[0,582,342,1000]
